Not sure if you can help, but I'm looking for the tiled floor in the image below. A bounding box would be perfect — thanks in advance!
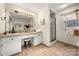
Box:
[16,41,78,56]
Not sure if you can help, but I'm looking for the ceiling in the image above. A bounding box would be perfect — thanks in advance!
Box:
[13,3,48,13]
[49,3,78,12]
[13,3,78,13]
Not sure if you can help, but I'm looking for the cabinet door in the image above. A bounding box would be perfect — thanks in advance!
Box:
[0,44,2,56]
[3,37,21,56]
[0,39,4,56]
[33,33,42,46]
[13,37,21,54]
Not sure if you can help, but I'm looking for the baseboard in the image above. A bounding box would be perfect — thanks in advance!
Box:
[58,40,78,47]
[50,40,57,46]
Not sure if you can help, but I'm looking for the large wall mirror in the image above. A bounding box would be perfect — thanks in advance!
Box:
[9,12,35,33]
[5,3,36,34]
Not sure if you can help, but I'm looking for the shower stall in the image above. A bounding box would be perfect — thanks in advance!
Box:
[50,10,56,42]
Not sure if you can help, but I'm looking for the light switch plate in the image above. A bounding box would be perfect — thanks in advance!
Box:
[76,42,79,46]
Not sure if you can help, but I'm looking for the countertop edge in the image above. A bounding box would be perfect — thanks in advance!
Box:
[0,31,42,38]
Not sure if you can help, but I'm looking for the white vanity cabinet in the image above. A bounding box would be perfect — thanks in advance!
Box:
[0,40,3,56]
[33,33,42,46]
[0,36,21,56]
[0,38,5,56]
[0,43,2,56]
[0,44,2,56]
[0,32,42,56]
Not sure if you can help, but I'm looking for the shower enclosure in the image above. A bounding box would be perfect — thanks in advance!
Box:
[50,10,56,42]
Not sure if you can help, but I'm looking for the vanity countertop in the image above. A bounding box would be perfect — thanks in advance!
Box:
[0,31,42,38]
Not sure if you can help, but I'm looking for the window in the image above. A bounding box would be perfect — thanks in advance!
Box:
[63,11,79,27]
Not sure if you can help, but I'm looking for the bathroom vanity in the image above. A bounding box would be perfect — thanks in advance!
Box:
[0,32,42,56]
[0,4,43,56]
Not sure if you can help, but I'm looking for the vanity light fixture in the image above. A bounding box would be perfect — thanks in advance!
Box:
[15,10,19,13]
[0,17,5,20]
[4,17,6,20]
[14,9,33,16]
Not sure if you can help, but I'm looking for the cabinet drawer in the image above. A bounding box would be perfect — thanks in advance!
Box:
[3,37,20,43]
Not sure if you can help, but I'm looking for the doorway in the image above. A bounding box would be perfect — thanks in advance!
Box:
[50,10,56,42]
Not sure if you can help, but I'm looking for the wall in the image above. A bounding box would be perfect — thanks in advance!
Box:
[0,4,6,33]
[38,6,50,46]
[56,5,79,46]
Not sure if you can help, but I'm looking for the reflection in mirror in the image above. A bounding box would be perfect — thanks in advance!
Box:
[8,12,35,33]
